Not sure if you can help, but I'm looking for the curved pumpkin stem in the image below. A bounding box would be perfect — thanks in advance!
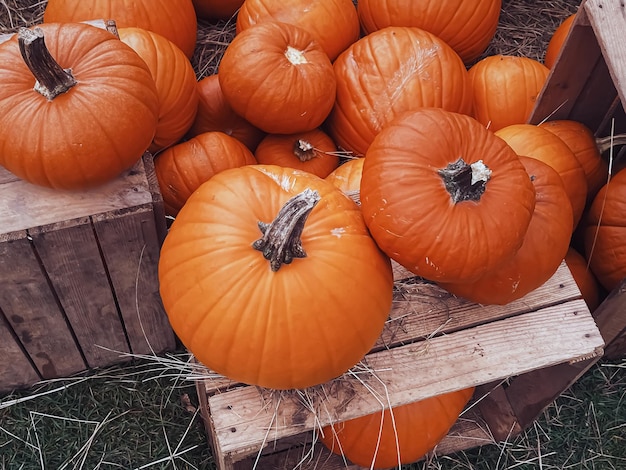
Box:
[253,188,320,272]
[293,139,319,162]
[438,158,492,203]
[18,27,77,100]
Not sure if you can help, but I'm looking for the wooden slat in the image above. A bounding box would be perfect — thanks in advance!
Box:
[0,309,41,393]
[592,278,626,359]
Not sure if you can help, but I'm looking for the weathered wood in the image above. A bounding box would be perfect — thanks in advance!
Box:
[592,278,626,359]
[0,309,41,393]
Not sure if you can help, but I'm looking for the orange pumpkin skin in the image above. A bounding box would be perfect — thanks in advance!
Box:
[565,247,602,311]
[254,129,340,179]
[440,157,573,305]
[468,55,550,132]
[158,165,394,389]
[118,27,199,153]
[186,75,265,152]
[326,158,364,204]
[495,124,588,229]
[0,23,159,190]
[154,131,257,216]
[357,0,501,64]
[192,0,243,20]
[360,108,536,283]
[544,13,575,69]
[583,168,626,292]
[320,387,475,469]
[235,0,359,61]
[43,0,198,59]
[539,119,609,202]
[219,21,336,135]
[326,27,473,157]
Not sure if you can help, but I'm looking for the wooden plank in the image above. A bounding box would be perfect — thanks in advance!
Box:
[29,217,131,368]
[0,165,19,184]
[0,309,41,393]
[140,152,168,244]
[592,278,626,359]
[0,231,86,379]
[207,299,603,465]
[92,205,176,356]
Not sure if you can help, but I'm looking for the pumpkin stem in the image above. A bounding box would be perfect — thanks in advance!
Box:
[18,27,77,100]
[293,139,318,162]
[438,158,492,203]
[596,134,626,154]
[252,189,320,272]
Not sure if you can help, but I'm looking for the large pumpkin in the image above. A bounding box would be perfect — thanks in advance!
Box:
[357,0,501,63]
[219,21,336,135]
[320,387,475,469]
[158,165,394,389]
[439,156,573,305]
[235,0,360,61]
[0,23,159,190]
[360,108,536,283]
[118,27,199,153]
[43,0,198,59]
[326,27,473,157]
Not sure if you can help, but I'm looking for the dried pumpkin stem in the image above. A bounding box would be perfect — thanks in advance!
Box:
[438,157,492,203]
[18,27,77,100]
[293,139,317,162]
[252,188,321,272]
[596,134,626,154]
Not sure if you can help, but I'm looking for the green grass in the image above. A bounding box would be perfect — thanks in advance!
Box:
[0,352,624,470]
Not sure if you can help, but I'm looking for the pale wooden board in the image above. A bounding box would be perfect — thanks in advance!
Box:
[0,232,86,379]
[29,217,131,368]
[92,205,176,356]
[207,298,603,462]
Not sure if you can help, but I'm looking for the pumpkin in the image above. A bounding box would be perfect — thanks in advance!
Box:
[326,158,364,205]
[495,123,587,229]
[218,21,336,135]
[539,119,609,202]
[544,13,575,69]
[0,23,159,190]
[326,27,473,157]
[118,27,199,153]
[582,168,626,292]
[468,55,550,132]
[43,0,198,59]
[357,0,501,64]
[235,0,360,61]
[439,156,573,305]
[154,131,257,216]
[565,247,602,312]
[186,74,265,152]
[158,165,394,389]
[360,108,536,283]
[320,387,475,469]
[254,129,340,179]
[192,0,243,21]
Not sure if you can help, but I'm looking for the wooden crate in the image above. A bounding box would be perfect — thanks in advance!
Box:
[0,154,176,392]
[195,262,605,469]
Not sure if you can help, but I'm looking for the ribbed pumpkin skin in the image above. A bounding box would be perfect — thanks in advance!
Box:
[154,131,257,216]
[158,165,394,389]
[360,108,536,283]
[186,75,265,152]
[254,129,340,178]
[439,156,573,305]
[43,0,198,59]
[0,23,159,190]
[357,0,501,63]
[326,27,473,157]
[118,27,199,153]
[583,168,626,292]
[469,55,549,132]
[219,21,336,135]
[192,0,243,20]
[326,158,364,204]
[320,387,475,469]
[235,0,359,61]
[495,124,588,229]
[565,247,602,311]
[544,13,575,68]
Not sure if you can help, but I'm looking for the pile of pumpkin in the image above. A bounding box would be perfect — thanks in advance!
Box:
[0,0,623,468]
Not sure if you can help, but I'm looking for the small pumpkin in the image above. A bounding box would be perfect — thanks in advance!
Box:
[218,21,337,135]
[158,165,394,389]
[544,13,575,69]
[254,129,340,179]
[186,74,266,152]
[468,55,550,132]
[360,108,536,283]
[326,158,364,205]
[320,387,475,469]
[154,131,257,216]
[0,23,159,190]
[565,247,602,312]
[439,156,573,305]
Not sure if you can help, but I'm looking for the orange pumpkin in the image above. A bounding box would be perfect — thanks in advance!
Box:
[326,158,364,205]
[544,13,575,69]
[468,55,550,132]
[565,247,602,312]
[158,165,394,389]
